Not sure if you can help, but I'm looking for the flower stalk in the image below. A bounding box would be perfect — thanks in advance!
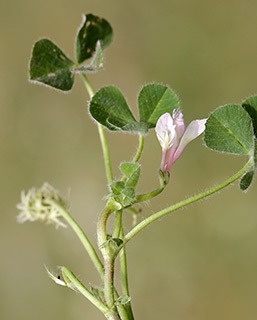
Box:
[115,159,252,257]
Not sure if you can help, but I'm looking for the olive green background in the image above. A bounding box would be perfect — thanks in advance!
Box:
[1,0,257,319]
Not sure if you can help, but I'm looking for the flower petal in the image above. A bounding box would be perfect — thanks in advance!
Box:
[160,148,168,172]
[173,118,207,163]
[165,143,178,172]
[173,109,185,140]
[155,112,176,150]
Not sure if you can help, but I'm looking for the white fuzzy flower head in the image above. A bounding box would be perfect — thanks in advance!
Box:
[16,183,67,228]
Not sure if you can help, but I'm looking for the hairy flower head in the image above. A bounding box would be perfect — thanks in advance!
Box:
[16,183,67,228]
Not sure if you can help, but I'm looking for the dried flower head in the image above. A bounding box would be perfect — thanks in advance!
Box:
[16,182,67,228]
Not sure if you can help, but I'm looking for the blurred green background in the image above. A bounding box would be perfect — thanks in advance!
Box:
[1,0,257,319]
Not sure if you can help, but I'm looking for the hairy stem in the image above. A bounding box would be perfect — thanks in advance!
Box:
[98,124,113,184]
[116,160,252,256]
[112,211,134,319]
[133,134,144,163]
[119,228,134,320]
[112,210,122,239]
[133,170,167,203]
[97,199,118,248]
[104,255,116,309]
[61,266,109,315]
[97,200,122,315]
[47,200,104,278]
[134,185,165,203]
[80,74,113,184]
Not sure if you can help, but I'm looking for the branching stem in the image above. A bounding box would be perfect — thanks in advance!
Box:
[115,160,252,257]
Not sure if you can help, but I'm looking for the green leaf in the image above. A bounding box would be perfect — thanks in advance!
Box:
[90,286,105,303]
[76,14,113,64]
[240,139,257,191]
[110,181,125,195]
[99,235,123,253]
[30,39,75,91]
[242,95,257,136]
[122,187,135,207]
[120,162,141,188]
[204,105,255,155]
[89,86,137,131]
[112,238,123,247]
[120,162,139,177]
[115,295,131,305]
[72,41,104,74]
[45,265,66,286]
[138,84,180,128]
[240,168,255,191]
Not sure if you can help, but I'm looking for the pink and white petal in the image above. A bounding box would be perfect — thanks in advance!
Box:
[155,113,176,150]
[160,148,168,172]
[165,142,178,172]
[173,118,207,163]
[155,112,173,133]
[173,109,185,140]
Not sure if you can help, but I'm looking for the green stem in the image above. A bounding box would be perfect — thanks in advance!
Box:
[119,229,129,297]
[116,303,130,320]
[133,134,144,163]
[80,74,113,184]
[98,123,113,184]
[125,207,138,227]
[97,200,120,313]
[116,160,251,256]
[133,170,167,204]
[80,74,95,98]
[47,200,104,278]
[121,134,144,183]
[104,255,116,310]
[47,203,127,318]
[113,210,122,239]
[134,185,165,203]
[61,266,109,316]
[97,199,119,249]
[113,289,130,320]
[112,211,134,319]
[119,228,134,320]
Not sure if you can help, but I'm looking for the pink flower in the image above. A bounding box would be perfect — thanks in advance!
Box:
[155,110,207,173]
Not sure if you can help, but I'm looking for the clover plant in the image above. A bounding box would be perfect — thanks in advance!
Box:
[17,14,257,320]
